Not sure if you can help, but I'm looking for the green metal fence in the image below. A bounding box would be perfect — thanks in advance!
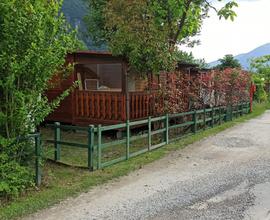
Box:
[44,102,250,171]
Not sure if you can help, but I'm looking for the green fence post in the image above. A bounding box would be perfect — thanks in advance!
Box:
[54,122,61,161]
[231,105,233,121]
[219,106,222,125]
[88,125,95,171]
[203,107,206,130]
[35,134,41,186]
[126,120,130,160]
[148,117,151,151]
[225,106,228,122]
[241,103,243,116]
[97,125,102,169]
[211,107,214,127]
[193,110,197,133]
[240,103,242,116]
[165,114,169,144]
[226,105,231,121]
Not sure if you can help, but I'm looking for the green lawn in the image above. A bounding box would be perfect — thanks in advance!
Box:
[0,102,269,220]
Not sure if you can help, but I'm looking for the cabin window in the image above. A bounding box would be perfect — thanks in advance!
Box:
[76,63,122,91]
[85,79,99,90]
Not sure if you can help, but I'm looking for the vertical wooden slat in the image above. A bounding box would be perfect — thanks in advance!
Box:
[140,95,143,118]
[91,93,96,118]
[88,92,93,118]
[86,92,89,117]
[114,94,118,120]
[135,95,139,119]
[122,94,126,121]
[102,93,106,119]
[80,92,84,117]
[75,91,79,116]
[144,95,147,117]
[97,94,100,119]
[131,94,135,119]
[146,95,149,117]
[108,94,112,120]
[138,94,141,118]
[142,95,145,117]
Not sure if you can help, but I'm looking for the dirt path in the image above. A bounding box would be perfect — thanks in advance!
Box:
[25,111,270,220]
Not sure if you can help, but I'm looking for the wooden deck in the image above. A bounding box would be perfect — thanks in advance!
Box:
[46,90,156,125]
[74,90,154,125]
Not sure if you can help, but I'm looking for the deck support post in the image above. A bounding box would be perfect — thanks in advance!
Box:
[165,114,169,144]
[219,106,222,125]
[148,117,152,150]
[88,125,95,171]
[35,134,41,186]
[203,106,206,130]
[211,107,214,128]
[126,120,130,160]
[54,122,61,161]
[193,111,197,133]
[97,125,102,169]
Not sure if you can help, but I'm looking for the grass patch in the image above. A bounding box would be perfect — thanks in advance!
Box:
[0,102,269,220]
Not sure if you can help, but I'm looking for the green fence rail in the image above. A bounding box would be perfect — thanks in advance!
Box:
[44,102,250,172]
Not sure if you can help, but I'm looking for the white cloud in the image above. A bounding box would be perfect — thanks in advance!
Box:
[182,0,270,62]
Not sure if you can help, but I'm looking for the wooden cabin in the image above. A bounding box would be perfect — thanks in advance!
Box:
[46,51,209,125]
[46,51,155,125]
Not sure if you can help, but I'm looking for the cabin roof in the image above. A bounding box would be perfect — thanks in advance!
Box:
[75,50,113,56]
[177,61,199,68]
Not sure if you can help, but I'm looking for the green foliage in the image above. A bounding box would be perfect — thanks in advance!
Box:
[251,55,270,85]
[0,161,34,200]
[215,54,241,70]
[174,51,209,68]
[0,0,79,199]
[86,0,237,74]
[252,74,267,102]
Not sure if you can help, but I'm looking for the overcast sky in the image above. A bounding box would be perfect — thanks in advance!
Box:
[182,0,270,62]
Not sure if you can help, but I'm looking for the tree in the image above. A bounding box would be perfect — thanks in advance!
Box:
[0,0,79,198]
[250,55,270,96]
[174,51,209,69]
[252,75,267,102]
[86,0,238,74]
[215,54,241,70]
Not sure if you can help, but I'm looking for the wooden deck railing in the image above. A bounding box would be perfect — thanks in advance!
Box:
[74,90,154,123]
[75,90,126,122]
[130,92,152,119]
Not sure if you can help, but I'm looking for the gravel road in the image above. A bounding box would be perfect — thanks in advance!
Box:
[25,111,270,220]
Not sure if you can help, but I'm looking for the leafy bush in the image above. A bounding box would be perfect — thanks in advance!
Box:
[253,75,268,102]
[0,140,34,200]
[0,160,34,200]
[154,68,251,114]
[0,0,78,200]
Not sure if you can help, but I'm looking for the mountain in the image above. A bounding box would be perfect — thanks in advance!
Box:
[209,43,270,69]
[62,0,106,51]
